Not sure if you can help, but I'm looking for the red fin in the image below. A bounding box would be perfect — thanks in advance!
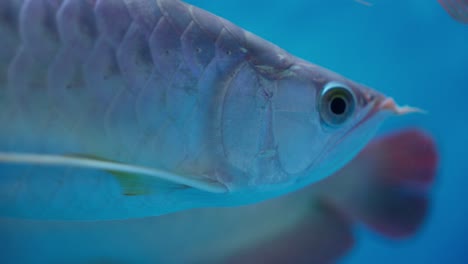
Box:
[225,199,353,264]
[317,129,438,238]
[366,129,437,189]
[225,129,438,263]
[438,0,468,24]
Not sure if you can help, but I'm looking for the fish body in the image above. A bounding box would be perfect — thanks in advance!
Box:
[1,0,419,220]
[1,0,300,219]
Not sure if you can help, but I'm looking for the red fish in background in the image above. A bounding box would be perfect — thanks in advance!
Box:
[438,0,468,23]
[226,129,438,263]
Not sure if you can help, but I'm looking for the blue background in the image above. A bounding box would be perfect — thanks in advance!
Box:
[187,0,468,263]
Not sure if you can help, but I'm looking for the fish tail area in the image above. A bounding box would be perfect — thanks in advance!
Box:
[438,0,468,24]
[319,129,438,238]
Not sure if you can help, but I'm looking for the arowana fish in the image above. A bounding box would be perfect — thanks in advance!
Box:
[0,0,434,221]
[1,0,445,260]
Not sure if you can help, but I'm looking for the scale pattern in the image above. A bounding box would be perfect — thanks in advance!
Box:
[0,0,293,178]
[0,0,299,219]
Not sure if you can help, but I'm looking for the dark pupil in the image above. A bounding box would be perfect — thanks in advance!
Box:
[330,96,347,115]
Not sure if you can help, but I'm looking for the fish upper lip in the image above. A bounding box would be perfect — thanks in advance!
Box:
[378,97,425,115]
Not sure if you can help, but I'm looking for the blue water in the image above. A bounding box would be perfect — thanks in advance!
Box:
[188,0,468,263]
[1,1,466,263]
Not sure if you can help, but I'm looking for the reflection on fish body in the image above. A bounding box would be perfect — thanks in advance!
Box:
[1,0,420,221]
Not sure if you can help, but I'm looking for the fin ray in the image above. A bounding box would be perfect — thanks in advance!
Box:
[0,152,227,194]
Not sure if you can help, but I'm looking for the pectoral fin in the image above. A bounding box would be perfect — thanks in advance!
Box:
[107,170,175,196]
[0,152,227,195]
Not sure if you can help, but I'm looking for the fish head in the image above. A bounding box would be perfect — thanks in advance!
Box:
[260,62,422,193]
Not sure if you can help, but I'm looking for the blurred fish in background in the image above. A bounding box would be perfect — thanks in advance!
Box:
[438,0,468,23]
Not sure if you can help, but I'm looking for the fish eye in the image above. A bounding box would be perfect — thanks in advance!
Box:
[319,83,356,127]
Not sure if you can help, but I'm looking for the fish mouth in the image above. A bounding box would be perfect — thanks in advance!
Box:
[353,96,424,130]
[378,97,425,115]
[300,96,423,183]
[341,96,424,143]
[332,96,424,159]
